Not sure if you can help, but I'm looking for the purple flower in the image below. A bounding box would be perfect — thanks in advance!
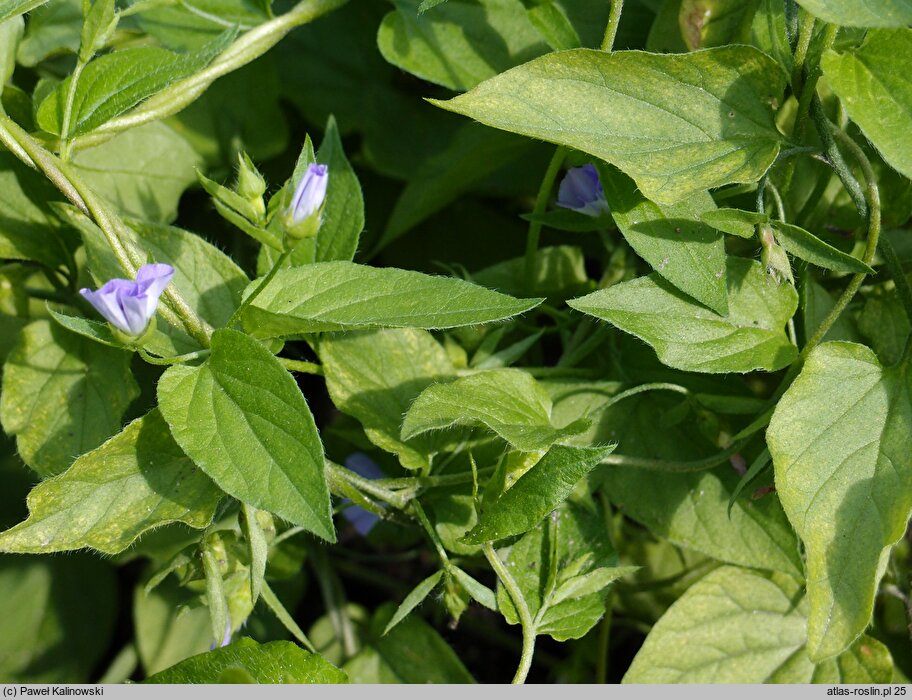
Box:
[557,164,609,217]
[289,163,328,225]
[80,263,174,336]
[342,453,384,536]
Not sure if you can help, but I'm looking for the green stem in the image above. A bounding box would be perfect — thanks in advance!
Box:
[228,248,291,327]
[59,59,87,162]
[374,465,496,491]
[278,357,324,375]
[595,592,614,684]
[800,124,881,360]
[310,546,357,659]
[483,543,537,684]
[524,147,566,293]
[601,440,746,473]
[69,0,349,153]
[0,115,213,347]
[600,0,624,52]
[138,348,210,365]
[412,501,450,565]
[601,382,689,411]
[790,10,815,94]
[811,97,867,219]
[325,460,410,510]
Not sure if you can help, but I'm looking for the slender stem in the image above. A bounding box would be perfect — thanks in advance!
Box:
[59,60,87,161]
[524,147,566,293]
[483,543,536,684]
[600,440,746,473]
[811,97,867,219]
[595,592,614,684]
[138,348,210,365]
[800,124,881,360]
[412,501,450,565]
[309,546,357,659]
[791,10,816,94]
[374,465,496,490]
[279,357,324,375]
[69,0,349,152]
[325,461,410,510]
[766,181,786,222]
[601,382,689,411]
[229,249,291,327]
[0,115,213,347]
[600,0,624,52]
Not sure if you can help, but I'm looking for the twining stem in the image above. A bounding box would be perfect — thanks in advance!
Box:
[483,543,537,684]
[600,0,624,52]
[879,235,912,327]
[790,10,816,94]
[228,248,291,328]
[524,146,566,293]
[600,440,746,473]
[58,59,86,162]
[279,357,324,375]
[0,115,213,347]
[69,0,349,153]
[800,121,881,361]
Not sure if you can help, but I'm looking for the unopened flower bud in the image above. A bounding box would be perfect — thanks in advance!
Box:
[759,224,793,285]
[283,163,329,247]
[236,152,267,221]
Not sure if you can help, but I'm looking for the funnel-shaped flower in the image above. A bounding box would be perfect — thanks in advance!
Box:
[557,164,609,217]
[80,263,174,337]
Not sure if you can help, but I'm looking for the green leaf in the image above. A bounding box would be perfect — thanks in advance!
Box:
[449,566,496,610]
[15,0,80,67]
[599,166,728,314]
[569,256,798,373]
[144,639,347,684]
[0,555,117,682]
[679,0,754,50]
[0,411,221,555]
[601,466,803,578]
[473,245,589,301]
[772,221,875,275]
[377,0,549,91]
[37,31,233,137]
[794,0,912,27]
[71,122,203,221]
[314,116,364,263]
[0,15,22,84]
[751,0,792,75]
[768,342,912,661]
[433,46,786,205]
[134,578,212,676]
[48,308,120,348]
[0,0,48,23]
[79,0,116,62]
[168,56,289,166]
[550,566,638,606]
[464,445,614,543]
[0,152,75,269]
[342,604,474,683]
[700,207,767,238]
[319,329,456,470]
[158,329,334,541]
[527,2,581,50]
[0,320,138,477]
[382,124,530,246]
[497,499,619,641]
[623,566,894,682]
[241,262,543,338]
[822,29,912,181]
[241,505,267,604]
[402,368,590,451]
[200,538,228,646]
[383,570,444,635]
[858,295,910,366]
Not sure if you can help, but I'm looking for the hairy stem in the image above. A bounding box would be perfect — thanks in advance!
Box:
[524,146,566,293]
[800,121,881,360]
[483,543,537,684]
[228,248,291,328]
[69,0,349,152]
[600,0,624,52]
[58,59,86,161]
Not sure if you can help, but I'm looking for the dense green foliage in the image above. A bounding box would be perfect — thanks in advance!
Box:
[0,0,910,685]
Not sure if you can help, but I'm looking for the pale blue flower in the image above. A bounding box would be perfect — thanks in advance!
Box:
[557,164,609,217]
[80,263,174,336]
[289,163,329,224]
